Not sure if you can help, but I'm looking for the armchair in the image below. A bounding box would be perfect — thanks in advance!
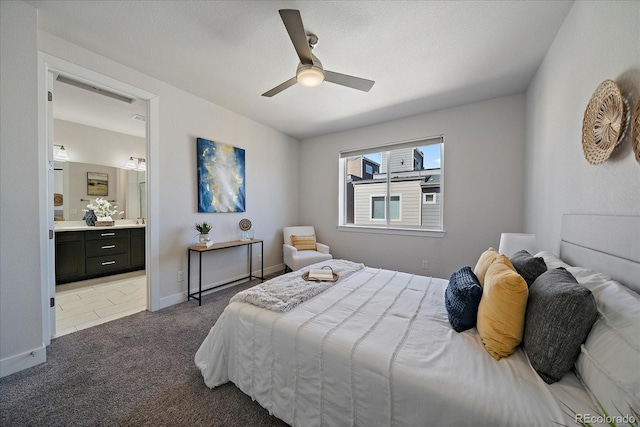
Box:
[283,226,332,271]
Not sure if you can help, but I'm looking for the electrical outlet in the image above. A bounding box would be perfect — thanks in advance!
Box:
[421,260,428,269]
[177,270,184,282]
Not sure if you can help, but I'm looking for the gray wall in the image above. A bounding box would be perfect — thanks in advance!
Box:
[1,1,300,377]
[525,1,640,253]
[300,93,527,279]
[37,31,301,309]
[0,1,45,376]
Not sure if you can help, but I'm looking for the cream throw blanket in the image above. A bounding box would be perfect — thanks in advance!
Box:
[230,259,365,312]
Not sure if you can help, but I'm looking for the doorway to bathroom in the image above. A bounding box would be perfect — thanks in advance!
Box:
[42,53,158,343]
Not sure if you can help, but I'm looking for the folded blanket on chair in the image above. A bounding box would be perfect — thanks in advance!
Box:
[230,259,365,312]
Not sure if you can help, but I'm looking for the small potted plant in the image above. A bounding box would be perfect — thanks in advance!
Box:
[194,222,213,244]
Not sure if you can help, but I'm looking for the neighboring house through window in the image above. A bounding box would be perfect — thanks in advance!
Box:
[340,136,444,233]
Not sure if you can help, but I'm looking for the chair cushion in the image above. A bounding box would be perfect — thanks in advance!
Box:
[289,251,332,271]
[477,254,529,360]
[523,267,597,384]
[509,250,547,287]
[445,266,483,332]
[291,234,317,251]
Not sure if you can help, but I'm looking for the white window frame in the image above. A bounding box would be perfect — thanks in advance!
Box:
[389,194,401,222]
[423,193,437,204]
[338,136,445,237]
[370,194,386,221]
[369,194,402,221]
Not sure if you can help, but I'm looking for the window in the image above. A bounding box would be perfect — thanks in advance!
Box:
[423,193,436,204]
[340,136,443,233]
[370,195,400,220]
[371,196,385,220]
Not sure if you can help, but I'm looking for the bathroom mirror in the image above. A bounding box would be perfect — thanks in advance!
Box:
[54,161,146,221]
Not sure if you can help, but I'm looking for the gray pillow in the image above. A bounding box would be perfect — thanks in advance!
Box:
[523,268,598,384]
[510,250,547,287]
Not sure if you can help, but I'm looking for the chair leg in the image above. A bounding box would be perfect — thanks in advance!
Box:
[284,265,291,273]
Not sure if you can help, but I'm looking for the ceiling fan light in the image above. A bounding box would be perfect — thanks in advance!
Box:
[296,67,324,87]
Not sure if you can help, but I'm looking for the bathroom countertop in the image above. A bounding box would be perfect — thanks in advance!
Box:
[54,221,146,232]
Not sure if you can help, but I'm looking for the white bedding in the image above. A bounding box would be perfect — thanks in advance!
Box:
[196,266,578,426]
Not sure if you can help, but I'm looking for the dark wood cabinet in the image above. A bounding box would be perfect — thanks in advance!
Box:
[130,227,145,269]
[55,227,145,285]
[55,231,85,283]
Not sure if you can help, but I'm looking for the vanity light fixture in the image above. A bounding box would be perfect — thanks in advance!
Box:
[53,145,69,162]
[125,156,146,171]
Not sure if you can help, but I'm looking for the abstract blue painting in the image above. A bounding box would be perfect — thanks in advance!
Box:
[197,137,245,213]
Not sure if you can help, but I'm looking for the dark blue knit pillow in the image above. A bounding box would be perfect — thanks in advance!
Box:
[445,266,483,332]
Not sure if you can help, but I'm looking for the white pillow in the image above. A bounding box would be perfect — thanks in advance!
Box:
[535,251,570,270]
[569,266,640,418]
[537,252,640,417]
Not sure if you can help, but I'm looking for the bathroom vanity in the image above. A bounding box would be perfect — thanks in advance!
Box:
[55,222,145,284]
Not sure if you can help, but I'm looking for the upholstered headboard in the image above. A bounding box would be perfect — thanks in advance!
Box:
[560,214,640,294]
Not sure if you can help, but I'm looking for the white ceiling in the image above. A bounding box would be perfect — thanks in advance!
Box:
[53,78,147,138]
[29,0,574,140]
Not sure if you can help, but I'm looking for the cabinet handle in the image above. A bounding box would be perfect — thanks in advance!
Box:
[101,261,116,266]
[101,232,116,237]
[101,245,116,249]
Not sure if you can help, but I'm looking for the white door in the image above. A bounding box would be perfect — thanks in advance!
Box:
[46,70,56,342]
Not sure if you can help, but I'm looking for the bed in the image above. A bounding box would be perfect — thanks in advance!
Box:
[195,214,640,426]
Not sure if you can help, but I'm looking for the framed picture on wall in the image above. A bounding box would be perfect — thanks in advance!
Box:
[87,172,108,196]
[197,137,246,213]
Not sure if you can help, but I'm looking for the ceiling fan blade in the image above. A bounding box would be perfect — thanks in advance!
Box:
[324,71,375,92]
[262,77,298,97]
[279,9,313,65]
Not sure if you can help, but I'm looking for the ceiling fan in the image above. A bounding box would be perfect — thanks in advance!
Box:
[262,9,375,97]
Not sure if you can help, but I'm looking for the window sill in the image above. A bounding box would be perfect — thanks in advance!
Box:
[336,225,446,238]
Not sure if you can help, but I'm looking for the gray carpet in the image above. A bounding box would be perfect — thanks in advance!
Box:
[0,277,289,427]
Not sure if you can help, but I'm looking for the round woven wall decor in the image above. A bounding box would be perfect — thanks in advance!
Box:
[238,218,252,231]
[632,99,640,165]
[582,79,627,165]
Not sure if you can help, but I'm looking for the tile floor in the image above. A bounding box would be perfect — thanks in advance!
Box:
[54,271,147,337]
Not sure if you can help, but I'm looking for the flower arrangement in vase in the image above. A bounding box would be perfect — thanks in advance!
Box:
[83,198,123,225]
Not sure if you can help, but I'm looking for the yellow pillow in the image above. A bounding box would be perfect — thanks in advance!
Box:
[290,234,317,251]
[474,247,499,288]
[476,254,529,360]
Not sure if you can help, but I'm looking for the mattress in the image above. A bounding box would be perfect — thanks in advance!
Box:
[196,266,581,426]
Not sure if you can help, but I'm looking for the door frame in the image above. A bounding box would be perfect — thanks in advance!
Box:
[39,53,160,343]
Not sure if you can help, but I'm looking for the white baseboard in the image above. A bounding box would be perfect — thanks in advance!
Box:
[156,263,284,311]
[0,345,46,378]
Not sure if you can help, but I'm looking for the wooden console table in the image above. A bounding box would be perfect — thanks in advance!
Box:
[187,239,264,306]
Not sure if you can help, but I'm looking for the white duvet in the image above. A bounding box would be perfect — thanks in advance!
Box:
[196,266,575,426]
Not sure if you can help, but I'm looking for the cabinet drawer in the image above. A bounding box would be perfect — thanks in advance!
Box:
[85,237,128,257]
[85,229,129,240]
[86,253,130,275]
